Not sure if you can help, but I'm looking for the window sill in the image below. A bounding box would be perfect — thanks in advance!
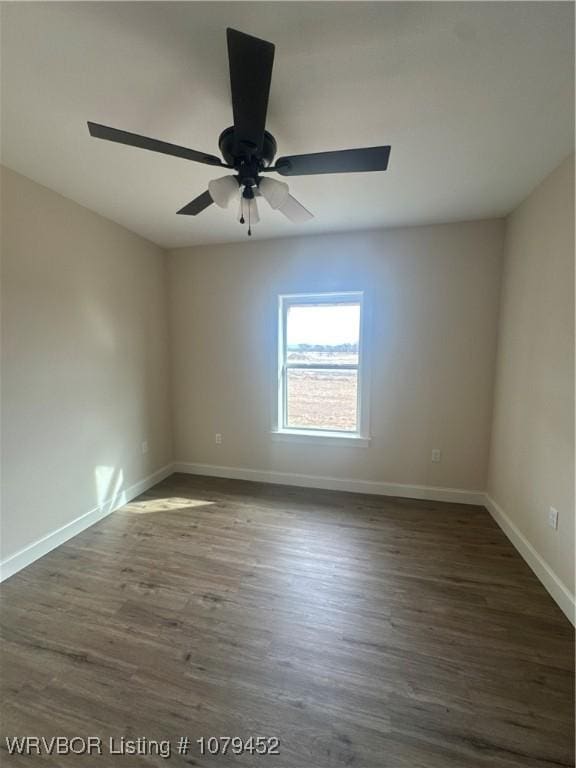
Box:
[271,429,371,447]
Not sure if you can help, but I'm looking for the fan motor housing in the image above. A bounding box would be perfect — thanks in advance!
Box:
[218,127,277,169]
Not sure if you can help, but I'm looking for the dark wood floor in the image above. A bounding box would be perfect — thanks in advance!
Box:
[1,474,574,767]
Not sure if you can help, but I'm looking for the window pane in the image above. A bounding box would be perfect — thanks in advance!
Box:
[286,304,360,365]
[286,368,358,432]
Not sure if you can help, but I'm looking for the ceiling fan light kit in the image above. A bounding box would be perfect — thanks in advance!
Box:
[88,28,391,236]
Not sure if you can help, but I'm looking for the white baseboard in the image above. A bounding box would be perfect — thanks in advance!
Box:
[484,495,575,625]
[0,463,174,583]
[173,461,485,506]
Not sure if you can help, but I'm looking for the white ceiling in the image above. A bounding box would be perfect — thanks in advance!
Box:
[1,2,574,248]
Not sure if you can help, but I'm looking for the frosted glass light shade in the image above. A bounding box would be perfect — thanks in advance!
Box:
[208,175,239,208]
[258,177,290,210]
[278,194,314,223]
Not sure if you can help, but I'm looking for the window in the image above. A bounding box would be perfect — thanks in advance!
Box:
[275,292,369,442]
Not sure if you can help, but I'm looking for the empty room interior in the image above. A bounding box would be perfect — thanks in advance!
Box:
[1,2,575,766]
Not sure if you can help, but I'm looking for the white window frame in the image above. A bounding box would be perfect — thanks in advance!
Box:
[272,291,370,446]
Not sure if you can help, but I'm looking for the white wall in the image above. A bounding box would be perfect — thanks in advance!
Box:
[1,167,173,563]
[168,220,504,493]
[488,155,575,599]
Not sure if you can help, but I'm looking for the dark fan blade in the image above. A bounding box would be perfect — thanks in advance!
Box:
[273,146,391,176]
[87,122,224,167]
[176,190,214,216]
[227,28,275,155]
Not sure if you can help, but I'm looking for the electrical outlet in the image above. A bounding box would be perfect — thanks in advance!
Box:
[215,433,222,445]
[548,507,559,530]
[431,448,442,463]
[141,441,148,454]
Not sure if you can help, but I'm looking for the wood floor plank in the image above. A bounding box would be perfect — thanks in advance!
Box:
[1,473,574,767]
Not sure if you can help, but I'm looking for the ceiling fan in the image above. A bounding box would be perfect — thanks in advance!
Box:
[88,28,391,235]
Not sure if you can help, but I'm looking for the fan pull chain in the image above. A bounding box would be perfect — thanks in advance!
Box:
[239,194,245,225]
[248,198,252,236]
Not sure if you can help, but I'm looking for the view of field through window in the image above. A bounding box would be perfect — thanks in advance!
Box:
[285,301,360,432]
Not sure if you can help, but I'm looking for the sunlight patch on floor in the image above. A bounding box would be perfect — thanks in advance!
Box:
[123,497,215,514]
